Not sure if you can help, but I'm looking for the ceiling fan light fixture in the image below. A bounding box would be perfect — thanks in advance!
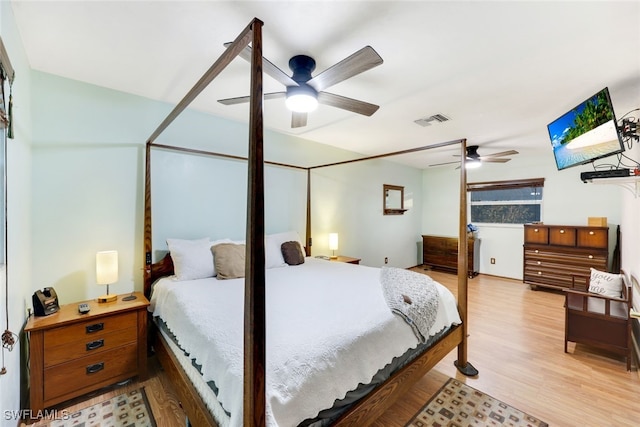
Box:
[285,85,318,113]
[465,159,482,169]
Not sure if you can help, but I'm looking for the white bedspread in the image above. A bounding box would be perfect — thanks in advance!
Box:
[149,258,461,427]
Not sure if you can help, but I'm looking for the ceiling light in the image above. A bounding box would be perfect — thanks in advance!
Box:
[465,159,482,169]
[286,85,318,113]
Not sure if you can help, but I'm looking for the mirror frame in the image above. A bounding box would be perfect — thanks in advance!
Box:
[383,184,408,215]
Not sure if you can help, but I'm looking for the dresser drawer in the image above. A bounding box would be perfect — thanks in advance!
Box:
[44,327,137,367]
[524,269,575,288]
[524,248,607,267]
[549,227,576,246]
[524,226,548,244]
[44,311,136,350]
[576,228,608,249]
[44,343,138,402]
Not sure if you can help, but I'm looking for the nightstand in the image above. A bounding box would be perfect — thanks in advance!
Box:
[25,292,149,412]
[330,255,361,265]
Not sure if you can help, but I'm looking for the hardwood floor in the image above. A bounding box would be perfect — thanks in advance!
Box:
[23,270,640,426]
[375,269,640,427]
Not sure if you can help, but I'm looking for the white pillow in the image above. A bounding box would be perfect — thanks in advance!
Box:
[588,268,624,298]
[167,237,230,281]
[265,231,304,269]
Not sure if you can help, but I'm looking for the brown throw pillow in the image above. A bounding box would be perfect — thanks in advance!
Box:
[211,243,246,279]
[281,241,305,266]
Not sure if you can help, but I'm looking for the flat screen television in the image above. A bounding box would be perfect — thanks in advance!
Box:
[547,87,625,170]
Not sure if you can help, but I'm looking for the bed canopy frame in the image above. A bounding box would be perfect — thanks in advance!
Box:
[143,18,476,427]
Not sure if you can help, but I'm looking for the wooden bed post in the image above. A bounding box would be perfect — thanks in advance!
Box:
[244,19,266,427]
[454,138,478,376]
[305,168,312,256]
[143,141,152,296]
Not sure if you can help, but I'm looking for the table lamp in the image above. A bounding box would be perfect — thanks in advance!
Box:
[96,250,118,303]
[329,233,339,259]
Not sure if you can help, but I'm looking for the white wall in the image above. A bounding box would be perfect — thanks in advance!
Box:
[422,150,624,279]
[618,142,640,360]
[0,2,32,423]
[30,71,423,306]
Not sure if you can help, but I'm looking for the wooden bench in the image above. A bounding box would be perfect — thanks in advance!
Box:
[564,272,634,371]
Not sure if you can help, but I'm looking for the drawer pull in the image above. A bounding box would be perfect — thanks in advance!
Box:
[86,362,104,374]
[588,255,594,259]
[537,261,541,265]
[560,229,565,233]
[86,323,104,334]
[86,339,104,351]
[589,231,595,235]
[537,271,542,275]
[534,250,539,253]
[534,228,539,232]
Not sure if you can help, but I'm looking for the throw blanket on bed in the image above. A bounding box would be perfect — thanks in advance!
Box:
[380,267,440,343]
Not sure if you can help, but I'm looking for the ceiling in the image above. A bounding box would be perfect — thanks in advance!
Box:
[10,1,640,168]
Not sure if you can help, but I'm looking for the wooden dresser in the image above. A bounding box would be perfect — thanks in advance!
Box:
[25,292,149,412]
[422,235,480,278]
[523,224,608,291]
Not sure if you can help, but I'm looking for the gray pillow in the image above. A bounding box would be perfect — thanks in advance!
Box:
[281,241,305,266]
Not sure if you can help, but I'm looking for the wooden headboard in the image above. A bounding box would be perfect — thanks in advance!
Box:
[147,254,174,297]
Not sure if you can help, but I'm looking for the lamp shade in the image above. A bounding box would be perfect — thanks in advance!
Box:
[328,233,339,251]
[96,250,118,285]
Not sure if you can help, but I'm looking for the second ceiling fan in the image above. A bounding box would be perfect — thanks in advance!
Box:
[429,145,519,168]
[218,44,383,128]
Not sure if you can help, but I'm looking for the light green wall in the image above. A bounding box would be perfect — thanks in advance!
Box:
[30,71,423,306]
[0,1,33,421]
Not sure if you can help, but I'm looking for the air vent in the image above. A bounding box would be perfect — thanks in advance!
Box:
[414,114,450,127]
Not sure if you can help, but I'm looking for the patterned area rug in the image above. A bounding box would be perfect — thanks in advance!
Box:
[47,388,156,427]
[405,378,548,427]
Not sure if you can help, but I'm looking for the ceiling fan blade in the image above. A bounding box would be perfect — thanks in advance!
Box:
[317,92,379,116]
[218,92,286,106]
[480,150,519,158]
[224,42,297,87]
[307,46,383,92]
[291,111,308,128]
[428,160,461,167]
[481,158,512,163]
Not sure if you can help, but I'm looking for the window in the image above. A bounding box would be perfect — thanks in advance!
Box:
[467,178,544,224]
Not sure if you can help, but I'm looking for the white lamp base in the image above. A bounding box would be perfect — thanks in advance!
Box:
[330,255,338,259]
[98,294,117,303]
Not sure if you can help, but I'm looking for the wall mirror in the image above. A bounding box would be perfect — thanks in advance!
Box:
[383,184,407,215]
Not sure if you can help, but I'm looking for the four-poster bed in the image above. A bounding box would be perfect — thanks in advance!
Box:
[143,18,475,427]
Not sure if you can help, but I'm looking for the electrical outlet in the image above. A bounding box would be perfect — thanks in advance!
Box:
[490,257,496,264]
[384,257,388,264]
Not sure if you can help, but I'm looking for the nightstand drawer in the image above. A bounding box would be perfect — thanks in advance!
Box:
[44,343,138,402]
[43,311,136,349]
[44,327,137,367]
